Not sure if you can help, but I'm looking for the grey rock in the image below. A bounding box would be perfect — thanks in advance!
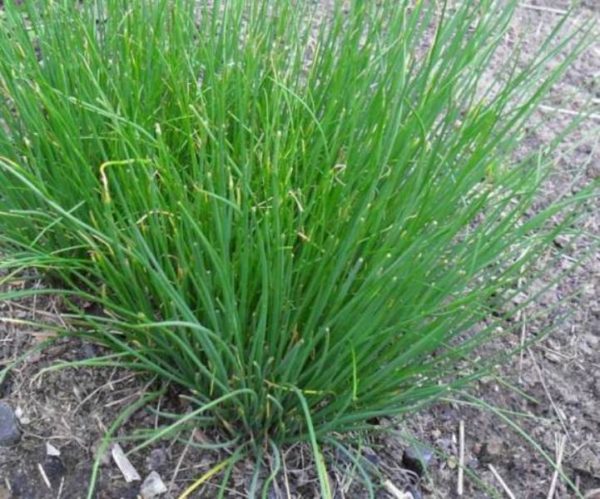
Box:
[0,401,20,446]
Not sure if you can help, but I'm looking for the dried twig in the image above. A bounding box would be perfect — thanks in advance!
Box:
[489,464,516,499]
[168,429,196,493]
[514,272,527,383]
[56,477,65,499]
[458,420,465,496]
[383,480,413,499]
[519,3,568,15]
[73,372,138,414]
[518,315,527,383]
[528,349,570,438]
[37,463,52,490]
[281,447,293,499]
[547,434,567,499]
[539,105,600,122]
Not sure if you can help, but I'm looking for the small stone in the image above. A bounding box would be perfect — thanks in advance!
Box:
[402,444,433,476]
[46,442,61,456]
[13,406,30,425]
[140,471,167,498]
[553,235,570,248]
[0,401,20,446]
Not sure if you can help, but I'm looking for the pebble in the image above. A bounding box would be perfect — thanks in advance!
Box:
[13,406,30,425]
[0,401,20,446]
[46,442,61,456]
[402,444,433,476]
[140,471,167,498]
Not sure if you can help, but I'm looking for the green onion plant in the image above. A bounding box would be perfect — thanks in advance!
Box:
[0,0,596,495]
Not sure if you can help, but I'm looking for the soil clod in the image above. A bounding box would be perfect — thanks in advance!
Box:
[42,455,66,486]
[401,444,433,476]
[145,447,168,472]
[476,437,505,465]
